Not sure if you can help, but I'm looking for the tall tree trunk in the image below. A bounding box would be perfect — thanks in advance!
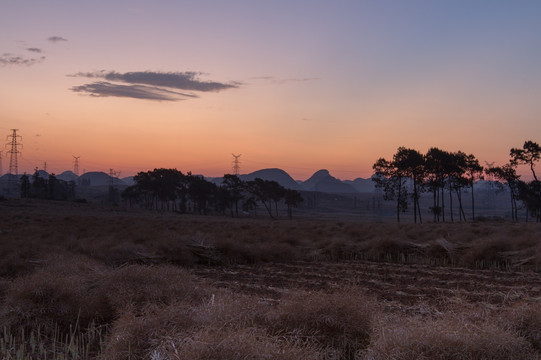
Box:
[509,189,516,221]
[396,178,401,223]
[449,181,454,223]
[417,195,423,224]
[413,181,418,224]
[433,187,437,222]
[261,200,274,219]
[456,189,466,222]
[471,184,475,221]
[441,186,445,222]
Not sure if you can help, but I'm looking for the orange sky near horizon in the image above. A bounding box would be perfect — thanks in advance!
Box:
[2,1,540,181]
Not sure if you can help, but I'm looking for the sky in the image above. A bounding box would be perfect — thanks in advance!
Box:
[1,1,540,180]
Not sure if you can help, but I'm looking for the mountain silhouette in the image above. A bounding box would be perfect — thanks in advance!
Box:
[79,171,126,186]
[343,177,376,193]
[241,168,302,190]
[302,169,358,193]
[57,171,78,182]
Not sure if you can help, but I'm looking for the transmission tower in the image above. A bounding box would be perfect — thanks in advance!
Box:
[43,161,47,172]
[73,156,80,175]
[0,150,3,176]
[6,129,22,175]
[232,154,241,175]
[109,168,121,186]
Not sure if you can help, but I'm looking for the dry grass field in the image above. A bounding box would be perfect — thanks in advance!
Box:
[1,199,541,359]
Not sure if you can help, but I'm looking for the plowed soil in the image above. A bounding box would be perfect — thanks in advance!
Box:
[192,261,541,313]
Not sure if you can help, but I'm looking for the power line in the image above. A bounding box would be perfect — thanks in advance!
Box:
[232,154,241,175]
[6,129,22,175]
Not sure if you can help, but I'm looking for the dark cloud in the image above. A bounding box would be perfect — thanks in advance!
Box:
[0,54,46,66]
[70,81,198,101]
[26,48,42,53]
[71,71,239,92]
[48,36,68,43]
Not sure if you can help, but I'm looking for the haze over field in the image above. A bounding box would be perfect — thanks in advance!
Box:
[1,1,540,180]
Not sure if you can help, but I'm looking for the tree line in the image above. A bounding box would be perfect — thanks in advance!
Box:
[373,140,541,223]
[121,169,303,219]
[19,171,76,200]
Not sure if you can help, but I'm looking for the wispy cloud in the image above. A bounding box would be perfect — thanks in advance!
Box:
[69,70,239,101]
[26,47,42,53]
[47,36,68,43]
[0,53,46,66]
[251,76,320,84]
[70,81,198,101]
[71,71,239,92]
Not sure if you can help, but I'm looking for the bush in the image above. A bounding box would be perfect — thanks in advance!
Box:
[365,315,535,360]
[267,289,377,359]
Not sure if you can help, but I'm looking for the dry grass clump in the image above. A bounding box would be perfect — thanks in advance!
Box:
[99,264,208,310]
[0,257,207,337]
[102,289,378,359]
[267,289,377,359]
[101,291,310,360]
[101,303,196,360]
[365,314,536,360]
[461,228,541,269]
[0,253,113,332]
[153,327,319,360]
[505,303,541,351]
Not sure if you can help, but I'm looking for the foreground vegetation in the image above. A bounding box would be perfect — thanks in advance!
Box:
[1,199,541,359]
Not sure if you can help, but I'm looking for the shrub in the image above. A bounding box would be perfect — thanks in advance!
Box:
[267,289,377,359]
[99,264,209,311]
[365,315,536,360]
[506,303,541,351]
[0,254,112,332]
[153,327,318,360]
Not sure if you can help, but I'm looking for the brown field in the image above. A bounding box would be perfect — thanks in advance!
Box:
[1,199,541,359]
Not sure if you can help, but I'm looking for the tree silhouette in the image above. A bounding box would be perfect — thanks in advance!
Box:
[510,141,541,221]
[510,140,541,182]
[372,154,408,223]
[447,152,469,222]
[31,170,48,199]
[222,174,244,217]
[186,174,216,215]
[284,189,303,220]
[393,147,425,224]
[463,153,484,221]
[486,163,520,221]
[20,174,31,198]
[425,148,448,222]
[127,168,188,211]
[245,178,286,219]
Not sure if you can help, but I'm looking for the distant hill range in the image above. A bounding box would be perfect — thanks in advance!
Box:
[0,171,127,187]
[1,168,502,194]
[226,168,375,193]
[240,168,303,190]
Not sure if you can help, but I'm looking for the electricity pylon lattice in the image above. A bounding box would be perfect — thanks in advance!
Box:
[6,129,22,175]
[232,154,241,175]
[73,156,81,176]
[109,168,121,186]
